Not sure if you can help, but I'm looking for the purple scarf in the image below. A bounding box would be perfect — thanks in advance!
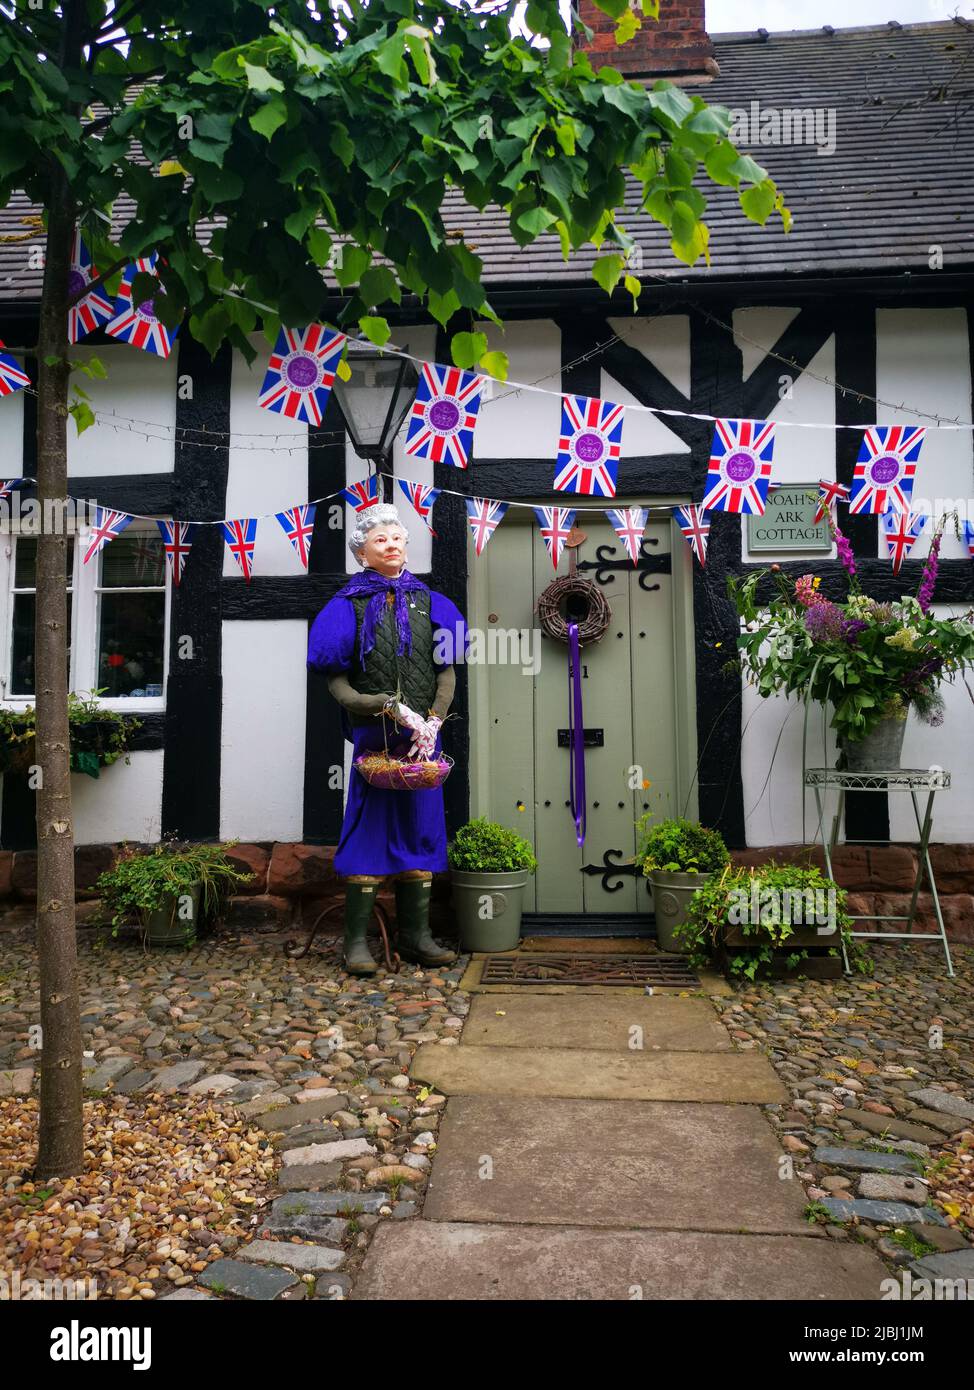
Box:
[336,566,429,666]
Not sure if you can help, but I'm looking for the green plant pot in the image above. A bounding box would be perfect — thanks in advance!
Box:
[144,884,201,948]
[648,870,711,953]
[450,868,532,952]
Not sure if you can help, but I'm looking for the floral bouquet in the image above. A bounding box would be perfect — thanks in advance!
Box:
[727,514,974,744]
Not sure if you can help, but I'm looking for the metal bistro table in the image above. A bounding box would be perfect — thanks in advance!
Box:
[805,767,954,978]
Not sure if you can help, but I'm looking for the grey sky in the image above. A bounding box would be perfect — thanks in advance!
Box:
[706,0,971,31]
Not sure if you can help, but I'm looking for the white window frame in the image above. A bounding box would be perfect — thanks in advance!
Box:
[0,520,170,713]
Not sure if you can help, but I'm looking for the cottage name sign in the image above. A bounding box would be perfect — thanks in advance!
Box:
[746,484,831,552]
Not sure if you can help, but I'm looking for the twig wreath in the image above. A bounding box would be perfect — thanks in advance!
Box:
[536,573,612,645]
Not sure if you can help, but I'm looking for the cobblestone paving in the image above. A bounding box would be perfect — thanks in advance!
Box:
[1,923,971,1298]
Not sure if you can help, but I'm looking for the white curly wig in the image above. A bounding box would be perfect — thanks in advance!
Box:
[348,503,409,565]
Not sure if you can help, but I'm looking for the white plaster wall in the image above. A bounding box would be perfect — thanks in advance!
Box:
[875,308,974,561]
[226,336,308,578]
[472,318,561,459]
[0,386,24,480]
[609,314,692,397]
[71,749,163,845]
[735,307,800,381]
[67,344,176,476]
[220,619,307,841]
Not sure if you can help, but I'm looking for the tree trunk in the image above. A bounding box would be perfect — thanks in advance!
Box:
[33,162,84,1178]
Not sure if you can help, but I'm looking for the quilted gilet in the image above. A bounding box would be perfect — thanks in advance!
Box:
[345,589,438,727]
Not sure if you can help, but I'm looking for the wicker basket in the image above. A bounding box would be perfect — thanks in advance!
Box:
[354,750,454,791]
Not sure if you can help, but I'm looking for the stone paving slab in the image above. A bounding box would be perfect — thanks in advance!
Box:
[821,1197,946,1226]
[813,1146,919,1174]
[908,1088,974,1122]
[411,1044,786,1104]
[352,1222,887,1300]
[276,1162,343,1192]
[197,1258,300,1300]
[423,1096,809,1233]
[462,994,733,1053]
[846,1110,946,1145]
[253,1096,346,1131]
[238,1240,345,1273]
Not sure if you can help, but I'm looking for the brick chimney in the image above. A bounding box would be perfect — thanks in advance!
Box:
[575,0,718,85]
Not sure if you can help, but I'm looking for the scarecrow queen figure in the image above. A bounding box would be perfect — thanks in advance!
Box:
[307,503,467,975]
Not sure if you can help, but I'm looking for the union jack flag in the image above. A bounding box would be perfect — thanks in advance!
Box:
[258,325,346,426]
[813,479,851,525]
[701,418,776,515]
[398,479,440,537]
[554,394,625,497]
[221,518,258,582]
[155,519,197,586]
[131,533,166,584]
[67,231,115,344]
[0,478,28,501]
[464,497,508,557]
[82,507,133,565]
[673,505,710,567]
[276,504,317,569]
[606,507,647,566]
[881,508,926,574]
[964,520,974,558]
[533,505,577,570]
[341,476,380,512]
[0,340,30,398]
[849,426,925,515]
[105,254,179,359]
[405,362,484,469]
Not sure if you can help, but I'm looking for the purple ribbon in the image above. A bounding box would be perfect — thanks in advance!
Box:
[567,621,586,847]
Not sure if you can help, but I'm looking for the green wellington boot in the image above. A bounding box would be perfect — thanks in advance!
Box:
[395,876,458,967]
[343,881,380,976]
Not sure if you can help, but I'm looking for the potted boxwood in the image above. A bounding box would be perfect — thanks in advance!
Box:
[675,862,871,980]
[448,817,538,952]
[0,688,140,780]
[89,838,255,948]
[634,815,730,952]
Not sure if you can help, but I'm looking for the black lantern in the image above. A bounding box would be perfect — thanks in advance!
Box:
[331,342,419,501]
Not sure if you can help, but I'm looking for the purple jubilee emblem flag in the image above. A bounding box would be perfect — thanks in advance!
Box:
[850,426,925,515]
[405,362,485,469]
[105,254,180,359]
[258,325,347,426]
[554,394,625,497]
[702,418,776,515]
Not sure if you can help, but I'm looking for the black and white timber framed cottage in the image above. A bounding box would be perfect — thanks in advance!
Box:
[2,9,974,940]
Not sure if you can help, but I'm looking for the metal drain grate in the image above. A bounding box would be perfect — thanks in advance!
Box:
[479,952,700,987]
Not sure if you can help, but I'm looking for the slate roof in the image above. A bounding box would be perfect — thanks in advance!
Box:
[2,19,972,305]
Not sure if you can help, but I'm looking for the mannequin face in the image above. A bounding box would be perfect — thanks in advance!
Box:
[360,522,408,577]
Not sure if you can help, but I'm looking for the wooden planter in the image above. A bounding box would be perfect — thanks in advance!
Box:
[0,719,125,779]
[718,922,843,979]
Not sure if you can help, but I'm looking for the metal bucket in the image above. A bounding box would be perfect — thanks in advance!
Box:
[840,716,907,773]
[648,870,710,952]
[450,869,533,952]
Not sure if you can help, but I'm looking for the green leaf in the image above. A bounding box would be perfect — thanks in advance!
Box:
[284,205,317,242]
[359,265,401,308]
[451,331,488,369]
[623,273,642,310]
[671,218,710,267]
[427,287,460,327]
[703,140,741,187]
[376,33,408,84]
[615,10,640,44]
[243,63,284,94]
[69,398,95,435]
[479,350,508,381]
[516,205,558,236]
[334,245,372,289]
[592,252,625,297]
[330,124,355,170]
[740,179,776,224]
[359,316,391,346]
[249,97,287,140]
[306,227,332,268]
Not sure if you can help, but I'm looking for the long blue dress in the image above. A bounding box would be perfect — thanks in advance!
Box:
[307,585,468,877]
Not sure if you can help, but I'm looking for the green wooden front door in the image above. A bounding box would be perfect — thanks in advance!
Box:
[468,507,696,919]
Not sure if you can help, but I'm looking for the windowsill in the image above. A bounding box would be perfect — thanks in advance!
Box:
[1,698,165,714]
